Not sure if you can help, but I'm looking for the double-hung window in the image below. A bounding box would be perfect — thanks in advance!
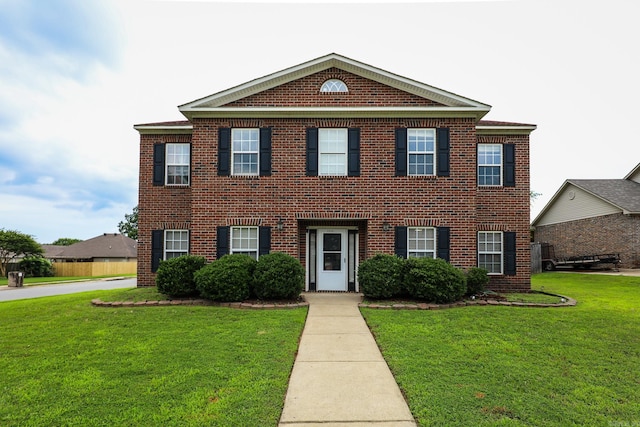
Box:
[231,226,259,259]
[164,230,189,259]
[319,128,348,176]
[232,129,259,176]
[408,129,436,176]
[166,143,190,185]
[478,144,502,186]
[408,227,436,258]
[478,231,503,274]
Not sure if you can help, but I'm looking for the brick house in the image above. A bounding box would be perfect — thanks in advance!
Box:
[532,162,640,268]
[134,53,535,292]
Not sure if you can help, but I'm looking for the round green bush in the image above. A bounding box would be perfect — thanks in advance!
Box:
[466,267,489,296]
[252,252,304,300]
[403,257,466,303]
[155,255,206,297]
[19,256,54,277]
[195,254,256,302]
[357,254,403,299]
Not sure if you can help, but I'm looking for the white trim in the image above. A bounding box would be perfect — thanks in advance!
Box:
[133,125,193,135]
[181,106,490,120]
[476,125,536,135]
[179,53,491,114]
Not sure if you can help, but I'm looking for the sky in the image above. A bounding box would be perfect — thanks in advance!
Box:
[0,0,638,243]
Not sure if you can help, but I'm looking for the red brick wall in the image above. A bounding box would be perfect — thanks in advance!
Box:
[137,72,532,292]
[137,133,192,287]
[476,135,531,291]
[534,213,640,269]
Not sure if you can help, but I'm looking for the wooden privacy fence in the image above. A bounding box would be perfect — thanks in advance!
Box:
[53,262,137,277]
[531,242,542,274]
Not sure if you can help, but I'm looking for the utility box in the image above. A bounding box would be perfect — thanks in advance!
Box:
[8,271,24,287]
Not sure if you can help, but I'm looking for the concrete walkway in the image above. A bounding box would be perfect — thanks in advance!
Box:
[279,293,416,427]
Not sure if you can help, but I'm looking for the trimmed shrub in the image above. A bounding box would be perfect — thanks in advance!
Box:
[19,256,54,277]
[466,267,489,296]
[195,254,256,302]
[155,255,206,297]
[357,254,403,299]
[253,252,304,300]
[403,257,466,303]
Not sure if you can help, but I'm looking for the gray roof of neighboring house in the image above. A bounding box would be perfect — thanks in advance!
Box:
[51,234,137,259]
[568,179,640,213]
[41,245,66,258]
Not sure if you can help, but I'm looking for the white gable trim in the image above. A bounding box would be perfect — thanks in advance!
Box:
[179,53,491,120]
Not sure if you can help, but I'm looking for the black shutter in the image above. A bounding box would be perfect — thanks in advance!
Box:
[436,227,450,262]
[395,128,407,176]
[395,226,408,259]
[218,128,231,176]
[347,128,360,177]
[306,128,318,176]
[151,230,163,272]
[216,226,230,259]
[504,231,516,275]
[503,144,515,187]
[153,144,165,186]
[436,128,450,177]
[259,127,272,176]
[259,226,271,257]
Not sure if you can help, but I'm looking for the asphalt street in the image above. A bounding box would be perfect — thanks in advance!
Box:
[0,278,137,302]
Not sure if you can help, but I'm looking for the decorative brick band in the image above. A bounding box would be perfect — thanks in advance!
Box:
[91,298,309,309]
[404,218,441,227]
[295,212,372,219]
[226,217,263,226]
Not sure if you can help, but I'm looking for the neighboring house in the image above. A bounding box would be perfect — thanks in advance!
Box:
[134,53,535,292]
[50,233,137,262]
[532,163,640,268]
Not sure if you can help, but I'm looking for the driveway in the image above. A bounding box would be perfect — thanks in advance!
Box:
[0,278,137,302]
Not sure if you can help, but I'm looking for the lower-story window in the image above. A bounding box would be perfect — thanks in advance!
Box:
[408,227,436,258]
[478,231,503,274]
[164,230,189,259]
[231,226,258,259]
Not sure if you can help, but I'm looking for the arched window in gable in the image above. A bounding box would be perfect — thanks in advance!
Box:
[320,79,348,93]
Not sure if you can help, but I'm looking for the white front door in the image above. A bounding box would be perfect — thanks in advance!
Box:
[316,229,348,291]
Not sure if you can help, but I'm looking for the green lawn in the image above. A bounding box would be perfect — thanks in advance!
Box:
[0,274,136,286]
[362,273,640,426]
[0,290,307,426]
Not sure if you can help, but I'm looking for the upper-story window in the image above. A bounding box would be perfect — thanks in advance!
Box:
[319,128,348,176]
[320,79,348,93]
[478,144,502,186]
[395,128,449,177]
[408,129,436,176]
[166,143,190,185]
[232,129,259,176]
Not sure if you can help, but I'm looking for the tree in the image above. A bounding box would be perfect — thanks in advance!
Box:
[530,190,541,202]
[51,238,82,246]
[118,205,138,240]
[0,229,43,277]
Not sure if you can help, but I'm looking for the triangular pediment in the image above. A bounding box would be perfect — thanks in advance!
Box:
[179,53,491,120]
